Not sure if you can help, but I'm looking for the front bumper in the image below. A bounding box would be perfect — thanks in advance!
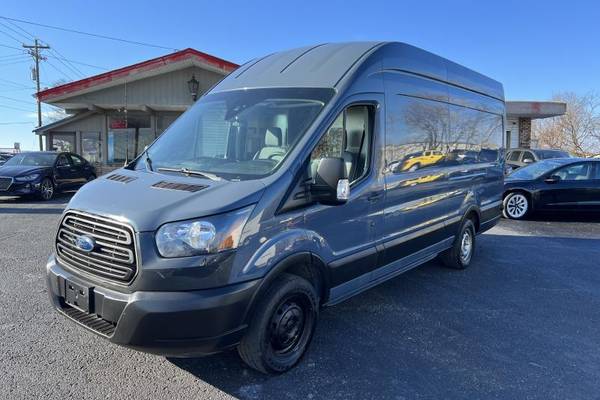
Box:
[0,180,41,196]
[46,254,260,357]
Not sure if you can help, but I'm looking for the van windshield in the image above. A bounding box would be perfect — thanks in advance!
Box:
[143,88,334,180]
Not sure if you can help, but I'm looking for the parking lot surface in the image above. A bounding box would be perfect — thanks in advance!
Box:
[1,194,600,400]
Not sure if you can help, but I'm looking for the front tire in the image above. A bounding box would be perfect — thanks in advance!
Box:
[38,178,54,201]
[238,273,319,374]
[503,192,529,219]
[439,218,476,269]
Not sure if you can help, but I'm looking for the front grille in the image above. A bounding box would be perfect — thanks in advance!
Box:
[56,211,137,284]
[61,303,116,337]
[0,177,12,191]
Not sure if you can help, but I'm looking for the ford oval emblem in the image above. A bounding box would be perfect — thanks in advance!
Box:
[74,235,95,252]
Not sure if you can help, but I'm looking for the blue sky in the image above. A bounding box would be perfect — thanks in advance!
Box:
[0,0,599,150]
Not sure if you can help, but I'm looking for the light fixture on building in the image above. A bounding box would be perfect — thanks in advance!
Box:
[187,75,200,101]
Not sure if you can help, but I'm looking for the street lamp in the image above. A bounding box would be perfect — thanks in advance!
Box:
[187,75,200,101]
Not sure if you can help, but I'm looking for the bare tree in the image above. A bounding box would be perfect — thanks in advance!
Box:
[533,92,600,156]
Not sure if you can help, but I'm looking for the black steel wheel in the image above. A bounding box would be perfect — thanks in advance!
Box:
[238,273,318,374]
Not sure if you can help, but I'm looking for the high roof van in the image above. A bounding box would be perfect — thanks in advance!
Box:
[46,42,505,373]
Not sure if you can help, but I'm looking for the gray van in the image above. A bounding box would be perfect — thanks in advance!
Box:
[46,42,505,374]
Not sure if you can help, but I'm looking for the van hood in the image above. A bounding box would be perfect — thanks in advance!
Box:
[66,169,266,232]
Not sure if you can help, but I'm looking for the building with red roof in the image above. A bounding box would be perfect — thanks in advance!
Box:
[34,48,238,172]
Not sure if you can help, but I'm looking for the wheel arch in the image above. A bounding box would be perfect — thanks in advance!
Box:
[242,251,330,326]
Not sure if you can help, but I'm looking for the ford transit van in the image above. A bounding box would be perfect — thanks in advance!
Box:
[46,42,505,374]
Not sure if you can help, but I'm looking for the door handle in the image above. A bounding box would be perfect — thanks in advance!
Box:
[367,192,383,202]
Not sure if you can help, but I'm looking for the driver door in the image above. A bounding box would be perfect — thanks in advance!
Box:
[54,153,76,188]
[538,162,595,210]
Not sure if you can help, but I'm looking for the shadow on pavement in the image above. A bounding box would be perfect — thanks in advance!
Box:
[168,233,600,400]
[0,191,74,214]
[527,211,600,223]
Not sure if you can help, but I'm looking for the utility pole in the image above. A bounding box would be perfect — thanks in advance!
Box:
[23,39,49,150]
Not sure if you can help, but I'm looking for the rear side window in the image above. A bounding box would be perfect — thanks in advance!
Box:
[554,163,593,181]
[70,154,84,165]
[521,151,535,162]
[385,95,503,173]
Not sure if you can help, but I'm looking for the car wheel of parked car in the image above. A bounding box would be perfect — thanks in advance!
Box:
[87,174,96,183]
[439,218,476,269]
[503,192,529,220]
[238,273,319,374]
[39,178,54,201]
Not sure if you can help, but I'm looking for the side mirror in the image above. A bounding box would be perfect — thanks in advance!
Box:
[544,175,561,184]
[311,157,349,205]
[523,158,534,164]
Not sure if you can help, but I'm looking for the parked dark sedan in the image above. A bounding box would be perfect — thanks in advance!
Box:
[503,158,600,219]
[0,152,96,200]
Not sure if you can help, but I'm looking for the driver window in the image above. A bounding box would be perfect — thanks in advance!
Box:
[56,155,71,167]
[309,105,371,183]
[554,163,592,181]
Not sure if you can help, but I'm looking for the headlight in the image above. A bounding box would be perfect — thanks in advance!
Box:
[155,205,254,258]
[15,173,40,182]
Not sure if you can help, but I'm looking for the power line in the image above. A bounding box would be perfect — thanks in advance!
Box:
[45,58,75,81]
[0,94,35,104]
[0,58,29,67]
[0,42,24,51]
[0,103,32,112]
[45,55,108,70]
[1,18,34,40]
[0,16,178,51]
[0,77,31,88]
[0,20,32,41]
[0,121,34,125]
[0,27,23,45]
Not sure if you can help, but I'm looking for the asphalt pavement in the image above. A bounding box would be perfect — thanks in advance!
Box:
[1,193,600,400]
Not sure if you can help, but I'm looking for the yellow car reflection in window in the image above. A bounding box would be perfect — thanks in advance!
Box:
[401,150,444,172]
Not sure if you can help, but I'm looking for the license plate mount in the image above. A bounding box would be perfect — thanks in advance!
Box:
[64,280,92,313]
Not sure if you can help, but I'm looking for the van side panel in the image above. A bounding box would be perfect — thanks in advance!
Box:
[379,62,504,272]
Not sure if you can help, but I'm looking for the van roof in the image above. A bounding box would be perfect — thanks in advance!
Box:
[213,42,504,101]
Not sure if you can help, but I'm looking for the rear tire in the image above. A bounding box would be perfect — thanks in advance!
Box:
[439,218,476,270]
[238,273,319,374]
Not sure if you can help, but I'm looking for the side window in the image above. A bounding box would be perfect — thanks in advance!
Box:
[554,163,593,181]
[310,105,372,183]
[56,154,71,167]
[70,154,83,166]
[385,94,503,173]
[521,151,535,162]
[509,151,521,161]
[594,163,600,179]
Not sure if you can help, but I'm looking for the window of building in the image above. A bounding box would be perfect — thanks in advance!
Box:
[107,113,152,164]
[157,113,182,136]
[51,132,76,152]
[81,132,101,164]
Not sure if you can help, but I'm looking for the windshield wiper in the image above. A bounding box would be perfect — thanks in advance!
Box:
[144,149,153,172]
[157,167,222,181]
